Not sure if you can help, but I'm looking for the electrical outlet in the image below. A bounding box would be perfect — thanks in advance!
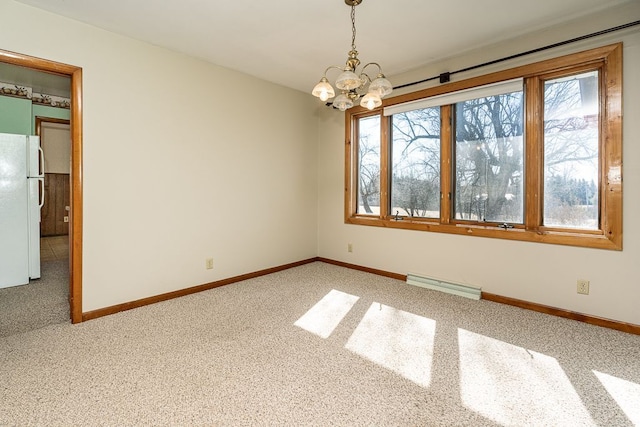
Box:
[348,243,353,253]
[206,258,214,270]
[577,279,590,295]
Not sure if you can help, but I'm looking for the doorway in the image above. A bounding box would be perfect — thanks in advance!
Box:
[0,51,83,323]
[37,118,71,238]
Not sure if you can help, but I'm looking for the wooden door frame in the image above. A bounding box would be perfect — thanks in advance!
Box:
[0,49,83,323]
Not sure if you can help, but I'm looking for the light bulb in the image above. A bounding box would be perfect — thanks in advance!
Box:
[365,97,376,109]
[312,78,335,101]
[360,93,382,110]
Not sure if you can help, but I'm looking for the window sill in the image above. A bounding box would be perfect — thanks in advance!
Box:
[345,216,621,250]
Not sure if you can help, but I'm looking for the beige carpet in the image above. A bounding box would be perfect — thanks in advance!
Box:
[1,262,639,426]
[0,259,69,338]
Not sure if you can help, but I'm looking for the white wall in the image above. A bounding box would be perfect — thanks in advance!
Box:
[0,0,319,311]
[317,3,640,325]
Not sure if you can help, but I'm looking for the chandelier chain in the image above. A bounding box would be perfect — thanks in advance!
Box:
[351,4,357,51]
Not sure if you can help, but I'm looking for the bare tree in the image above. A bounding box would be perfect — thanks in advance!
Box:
[455,93,524,222]
[544,77,599,172]
[543,75,599,228]
[358,132,380,214]
[378,72,599,227]
[391,108,440,217]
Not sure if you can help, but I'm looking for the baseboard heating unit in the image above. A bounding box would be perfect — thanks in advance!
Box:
[406,273,482,300]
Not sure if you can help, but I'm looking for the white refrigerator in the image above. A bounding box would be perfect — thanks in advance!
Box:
[0,132,44,289]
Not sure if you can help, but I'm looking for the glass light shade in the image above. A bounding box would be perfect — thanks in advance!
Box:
[312,78,335,102]
[333,93,354,111]
[335,70,362,91]
[369,75,393,97]
[360,92,382,110]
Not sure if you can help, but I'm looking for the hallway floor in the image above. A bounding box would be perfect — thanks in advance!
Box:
[0,235,70,337]
[40,235,69,262]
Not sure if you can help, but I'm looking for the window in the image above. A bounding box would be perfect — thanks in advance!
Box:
[454,88,524,223]
[391,107,441,218]
[345,44,622,250]
[543,71,599,230]
[357,115,381,215]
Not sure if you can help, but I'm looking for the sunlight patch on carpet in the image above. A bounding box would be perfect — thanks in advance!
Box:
[458,328,595,426]
[345,303,435,388]
[593,370,640,425]
[294,289,359,338]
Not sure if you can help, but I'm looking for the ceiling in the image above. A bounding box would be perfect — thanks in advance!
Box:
[9,0,636,95]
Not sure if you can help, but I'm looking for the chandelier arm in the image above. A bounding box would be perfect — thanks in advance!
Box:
[322,65,349,77]
[358,72,372,86]
[360,62,384,75]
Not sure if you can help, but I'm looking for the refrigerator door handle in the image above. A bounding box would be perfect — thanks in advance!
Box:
[38,145,45,177]
[38,178,45,208]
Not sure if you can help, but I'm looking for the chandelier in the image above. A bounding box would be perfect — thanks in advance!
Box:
[311,0,393,111]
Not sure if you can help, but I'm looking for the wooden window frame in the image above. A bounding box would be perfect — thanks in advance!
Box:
[344,43,622,250]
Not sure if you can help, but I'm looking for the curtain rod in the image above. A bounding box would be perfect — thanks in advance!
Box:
[394,20,640,91]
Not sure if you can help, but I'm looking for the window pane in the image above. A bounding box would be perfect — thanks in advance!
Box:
[391,108,441,218]
[543,71,599,229]
[454,91,524,223]
[357,116,381,215]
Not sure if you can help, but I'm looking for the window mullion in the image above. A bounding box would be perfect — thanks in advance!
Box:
[602,46,622,247]
[524,76,543,230]
[380,113,390,219]
[344,111,357,219]
[440,105,452,224]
